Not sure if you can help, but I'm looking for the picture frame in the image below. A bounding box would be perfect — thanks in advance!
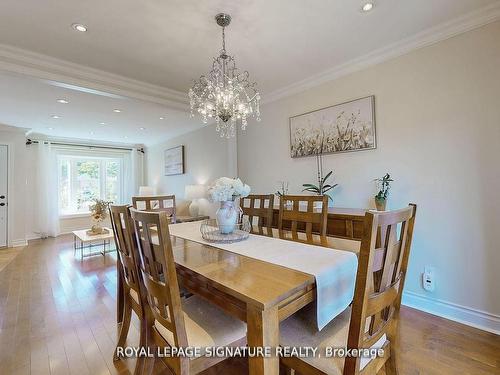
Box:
[289,95,376,158]
[164,145,184,176]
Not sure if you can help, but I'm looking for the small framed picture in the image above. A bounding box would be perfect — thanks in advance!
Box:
[164,145,184,176]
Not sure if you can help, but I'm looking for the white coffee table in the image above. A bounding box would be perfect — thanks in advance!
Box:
[72,228,115,260]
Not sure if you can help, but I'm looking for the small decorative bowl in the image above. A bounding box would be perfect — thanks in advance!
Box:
[200,218,251,243]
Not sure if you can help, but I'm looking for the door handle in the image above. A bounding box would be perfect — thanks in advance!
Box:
[0,195,4,199]
[0,203,5,206]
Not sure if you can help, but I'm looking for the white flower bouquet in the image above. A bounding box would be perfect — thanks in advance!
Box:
[208,177,251,202]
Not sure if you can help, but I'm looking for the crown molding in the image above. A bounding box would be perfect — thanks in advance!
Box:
[263,2,500,104]
[0,44,189,110]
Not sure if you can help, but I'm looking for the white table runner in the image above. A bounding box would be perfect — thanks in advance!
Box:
[169,222,358,330]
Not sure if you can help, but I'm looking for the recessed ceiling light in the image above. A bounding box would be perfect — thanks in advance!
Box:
[51,115,61,119]
[113,109,122,113]
[361,2,374,11]
[57,99,69,104]
[139,127,146,130]
[100,122,107,125]
[72,23,88,32]
[48,127,54,130]
[159,116,165,120]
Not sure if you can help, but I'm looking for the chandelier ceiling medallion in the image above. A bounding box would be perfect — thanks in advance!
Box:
[188,13,261,138]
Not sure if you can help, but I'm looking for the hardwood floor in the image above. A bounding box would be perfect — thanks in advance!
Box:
[0,235,499,375]
[0,246,23,272]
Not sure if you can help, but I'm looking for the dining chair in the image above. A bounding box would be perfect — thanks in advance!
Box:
[132,195,177,223]
[241,194,275,236]
[129,208,247,374]
[110,205,146,375]
[278,195,329,238]
[279,204,417,375]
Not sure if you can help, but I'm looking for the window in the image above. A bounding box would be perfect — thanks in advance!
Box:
[58,156,123,215]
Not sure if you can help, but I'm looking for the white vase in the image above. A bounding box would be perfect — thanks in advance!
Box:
[216,201,239,234]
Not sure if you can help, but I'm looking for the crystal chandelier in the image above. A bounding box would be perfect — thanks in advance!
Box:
[188,13,261,138]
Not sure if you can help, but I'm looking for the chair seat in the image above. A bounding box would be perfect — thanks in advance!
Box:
[280,304,386,374]
[154,295,246,356]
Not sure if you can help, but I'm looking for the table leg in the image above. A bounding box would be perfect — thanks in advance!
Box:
[247,304,279,375]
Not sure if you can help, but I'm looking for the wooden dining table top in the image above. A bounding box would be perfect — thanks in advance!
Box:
[168,226,360,310]
[170,235,315,310]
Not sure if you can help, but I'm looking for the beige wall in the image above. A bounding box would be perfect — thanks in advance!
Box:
[145,124,236,218]
[238,22,500,331]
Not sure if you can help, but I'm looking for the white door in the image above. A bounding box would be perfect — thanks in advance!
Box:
[0,145,7,247]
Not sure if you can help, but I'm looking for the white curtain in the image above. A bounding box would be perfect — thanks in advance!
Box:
[123,148,144,203]
[35,142,60,238]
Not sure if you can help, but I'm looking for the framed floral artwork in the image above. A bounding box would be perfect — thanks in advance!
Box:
[289,96,376,157]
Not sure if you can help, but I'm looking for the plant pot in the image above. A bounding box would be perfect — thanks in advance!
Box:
[216,201,240,234]
[375,198,387,211]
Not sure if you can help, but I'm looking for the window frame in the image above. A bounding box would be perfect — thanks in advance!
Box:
[58,154,124,217]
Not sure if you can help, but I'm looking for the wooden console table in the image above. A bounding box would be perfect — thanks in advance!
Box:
[271,206,367,240]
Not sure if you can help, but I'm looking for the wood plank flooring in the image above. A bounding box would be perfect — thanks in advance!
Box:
[0,246,23,272]
[0,235,499,374]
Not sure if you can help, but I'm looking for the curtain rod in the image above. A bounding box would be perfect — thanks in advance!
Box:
[26,138,145,153]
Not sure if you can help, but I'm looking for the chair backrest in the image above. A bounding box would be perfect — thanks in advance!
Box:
[278,195,328,237]
[132,195,177,223]
[109,205,142,304]
[129,208,188,348]
[344,204,417,374]
[241,194,275,235]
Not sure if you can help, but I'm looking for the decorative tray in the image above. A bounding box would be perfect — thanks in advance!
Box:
[200,218,251,243]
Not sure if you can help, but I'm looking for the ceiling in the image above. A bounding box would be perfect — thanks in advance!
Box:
[0,0,499,144]
[0,72,201,145]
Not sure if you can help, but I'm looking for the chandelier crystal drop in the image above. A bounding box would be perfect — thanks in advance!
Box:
[189,13,261,138]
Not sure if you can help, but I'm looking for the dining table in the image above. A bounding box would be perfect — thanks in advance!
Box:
[116,223,361,375]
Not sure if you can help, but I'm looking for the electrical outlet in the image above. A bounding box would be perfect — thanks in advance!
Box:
[422,266,435,292]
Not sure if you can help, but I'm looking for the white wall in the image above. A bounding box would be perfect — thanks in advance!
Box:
[238,22,500,332]
[0,125,27,246]
[146,124,236,218]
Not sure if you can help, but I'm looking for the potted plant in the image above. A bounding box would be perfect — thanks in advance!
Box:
[88,199,112,235]
[208,177,251,234]
[302,171,338,206]
[374,173,393,211]
[302,150,338,206]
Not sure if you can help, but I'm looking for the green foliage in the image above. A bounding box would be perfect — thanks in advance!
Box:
[302,170,338,201]
[77,161,99,178]
[106,161,119,178]
[374,173,393,200]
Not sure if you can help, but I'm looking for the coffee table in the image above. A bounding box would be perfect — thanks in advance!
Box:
[72,228,115,260]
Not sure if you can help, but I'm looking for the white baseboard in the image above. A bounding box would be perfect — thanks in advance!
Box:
[402,291,500,335]
[10,239,28,247]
